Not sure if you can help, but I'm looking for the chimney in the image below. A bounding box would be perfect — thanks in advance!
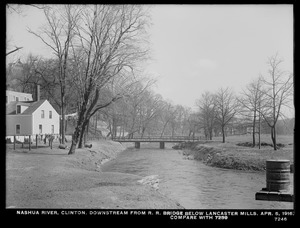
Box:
[35,84,40,101]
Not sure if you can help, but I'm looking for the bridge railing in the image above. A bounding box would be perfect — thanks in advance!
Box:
[113,136,202,141]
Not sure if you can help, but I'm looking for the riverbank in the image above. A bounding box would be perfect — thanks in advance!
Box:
[6,140,183,209]
[176,135,293,172]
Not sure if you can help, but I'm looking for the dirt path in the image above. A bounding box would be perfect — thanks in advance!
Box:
[6,141,183,209]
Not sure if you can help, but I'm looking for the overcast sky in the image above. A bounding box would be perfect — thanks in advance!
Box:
[6,4,294,114]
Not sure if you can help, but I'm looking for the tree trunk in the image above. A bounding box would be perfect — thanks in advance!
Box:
[78,127,84,148]
[222,126,225,143]
[258,109,261,149]
[271,127,277,150]
[113,124,117,139]
[160,121,168,138]
[273,126,277,150]
[119,123,122,137]
[122,122,125,137]
[68,126,81,155]
[95,112,98,135]
[78,123,86,148]
[65,118,68,134]
[61,91,66,144]
[204,128,208,140]
[78,119,91,148]
[171,126,175,137]
[86,119,90,142]
[68,96,89,154]
[141,127,146,138]
[252,113,256,147]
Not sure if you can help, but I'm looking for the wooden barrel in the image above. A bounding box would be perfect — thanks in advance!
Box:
[266,160,290,192]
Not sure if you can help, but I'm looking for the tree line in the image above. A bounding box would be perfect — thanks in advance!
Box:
[195,54,293,150]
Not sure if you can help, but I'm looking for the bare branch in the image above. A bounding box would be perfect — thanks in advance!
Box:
[6,47,23,56]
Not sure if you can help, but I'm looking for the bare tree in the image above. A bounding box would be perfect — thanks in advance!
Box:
[196,91,216,140]
[138,92,163,137]
[172,105,188,136]
[186,112,199,139]
[159,101,177,137]
[67,5,150,154]
[28,5,81,144]
[6,54,41,92]
[114,78,156,139]
[237,78,263,147]
[259,54,293,150]
[214,87,238,143]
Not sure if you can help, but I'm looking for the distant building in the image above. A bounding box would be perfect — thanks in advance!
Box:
[6,90,33,104]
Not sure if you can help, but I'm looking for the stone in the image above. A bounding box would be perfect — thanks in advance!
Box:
[137,175,160,191]
[58,144,68,149]
[85,144,92,148]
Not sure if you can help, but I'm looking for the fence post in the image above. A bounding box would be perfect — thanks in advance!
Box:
[36,134,38,149]
[29,135,31,151]
[14,135,16,150]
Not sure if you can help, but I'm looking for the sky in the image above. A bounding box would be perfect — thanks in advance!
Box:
[6,4,294,115]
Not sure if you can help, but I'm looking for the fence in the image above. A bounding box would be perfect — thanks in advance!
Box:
[6,134,61,151]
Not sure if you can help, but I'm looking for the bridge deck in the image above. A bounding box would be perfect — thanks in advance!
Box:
[113,136,201,143]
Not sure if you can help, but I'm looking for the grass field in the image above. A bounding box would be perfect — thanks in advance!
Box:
[181,134,294,172]
[213,134,294,145]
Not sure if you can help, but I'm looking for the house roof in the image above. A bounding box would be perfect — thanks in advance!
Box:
[6,100,47,115]
[6,90,33,96]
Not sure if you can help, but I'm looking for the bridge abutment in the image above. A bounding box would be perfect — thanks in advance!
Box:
[135,142,140,149]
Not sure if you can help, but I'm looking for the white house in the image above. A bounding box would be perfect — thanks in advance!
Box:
[6,90,33,104]
[6,99,60,142]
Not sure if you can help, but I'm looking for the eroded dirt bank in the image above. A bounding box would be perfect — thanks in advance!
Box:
[177,140,293,172]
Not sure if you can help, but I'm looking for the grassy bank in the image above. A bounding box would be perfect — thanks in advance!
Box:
[6,139,183,209]
[178,134,293,172]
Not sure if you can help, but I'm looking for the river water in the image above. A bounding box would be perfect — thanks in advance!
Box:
[101,143,294,209]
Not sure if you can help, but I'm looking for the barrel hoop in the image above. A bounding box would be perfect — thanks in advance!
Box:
[267,180,290,183]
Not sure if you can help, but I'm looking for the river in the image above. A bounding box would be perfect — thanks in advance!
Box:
[101,143,294,209]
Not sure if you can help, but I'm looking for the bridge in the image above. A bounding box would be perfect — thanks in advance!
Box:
[112,136,201,149]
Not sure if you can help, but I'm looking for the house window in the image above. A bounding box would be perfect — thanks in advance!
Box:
[49,111,52,119]
[16,105,21,114]
[16,97,19,101]
[39,124,42,134]
[41,110,45,119]
[51,125,54,134]
[16,125,20,134]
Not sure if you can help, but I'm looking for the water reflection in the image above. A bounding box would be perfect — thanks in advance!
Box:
[101,144,293,209]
